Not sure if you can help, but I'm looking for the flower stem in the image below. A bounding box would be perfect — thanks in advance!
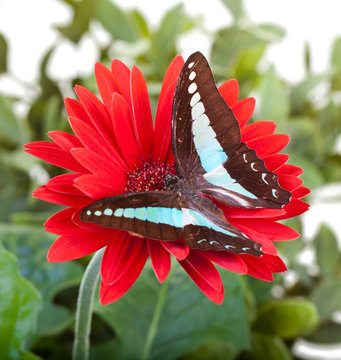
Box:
[72,248,104,360]
[142,269,172,360]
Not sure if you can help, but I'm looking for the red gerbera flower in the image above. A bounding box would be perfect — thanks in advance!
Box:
[25,55,309,305]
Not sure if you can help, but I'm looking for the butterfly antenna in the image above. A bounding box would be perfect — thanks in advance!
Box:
[130,155,153,166]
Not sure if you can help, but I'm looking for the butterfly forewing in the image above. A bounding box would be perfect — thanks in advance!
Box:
[172,52,241,178]
[81,192,182,240]
[81,190,263,256]
[172,52,291,209]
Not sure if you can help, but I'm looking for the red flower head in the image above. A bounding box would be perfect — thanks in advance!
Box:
[25,54,309,305]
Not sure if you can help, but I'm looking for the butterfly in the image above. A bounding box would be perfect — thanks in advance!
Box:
[80,52,291,257]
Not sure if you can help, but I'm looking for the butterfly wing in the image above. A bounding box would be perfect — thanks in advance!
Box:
[81,191,183,240]
[81,190,262,256]
[182,196,262,256]
[172,52,291,209]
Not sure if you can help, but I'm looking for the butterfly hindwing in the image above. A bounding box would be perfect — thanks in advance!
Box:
[172,52,291,209]
[182,197,262,256]
[202,143,291,209]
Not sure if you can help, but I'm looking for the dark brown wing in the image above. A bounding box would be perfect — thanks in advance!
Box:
[182,195,263,257]
[172,52,291,209]
[171,51,240,178]
[81,191,182,240]
[81,190,262,256]
[202,143,291,209]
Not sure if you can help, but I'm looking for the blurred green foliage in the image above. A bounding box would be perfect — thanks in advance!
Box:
[0,0,341,359]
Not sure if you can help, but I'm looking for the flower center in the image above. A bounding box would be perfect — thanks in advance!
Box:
[125,161,176,192]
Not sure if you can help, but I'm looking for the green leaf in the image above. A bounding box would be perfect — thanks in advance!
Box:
[20,351,42,360]
[149,4,193,78]
[1,224,83,336]
[220,0,245,21]
[314,225,340,278]
[235,45,265,94]
[96,0,138,42]
[254,299,319,339]
[0,242,42,360]
[257,66,289,123]
[39,48,61,99]
[310,279,341,321]
[57,0,95,43]
[290,74,329,114]
[304,42,311,74]
[129,10,150,38]
[331,37,341,90]
[243,333,292,360]
[0,33,8,74]
[94,266,250,360]
[211,24,285,80]
[89,340,122,360]
[153,4,184,53]
[183,339,239,360]
[307,322,341,344]
[0,96,24,147]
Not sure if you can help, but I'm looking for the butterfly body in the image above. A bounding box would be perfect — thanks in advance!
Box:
[81,52,291,257]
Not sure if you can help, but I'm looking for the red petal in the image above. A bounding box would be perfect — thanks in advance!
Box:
[75,86,116,150]
[218,79,239,107]
[262,254,287,273]
[95,62,118,111]
[223,206,285,219]
[179,257,224,304]
[242,255,274,281]
[152,56,184,163]
[263,154,289,172]
[275,198,309,220]
[162,239,189,260]
[111,59,131,104]
[278,175,304,192]
[46,173,83,195]
[101,232,144,285]
[71,147,127,177]
[69,116,127,173]
[292,186,311,199]
[147,239,171,283]
[65,98,92,124]
[276,164,303,177]
[229,220,278,255]
[247,134,290,158]
[74,174,126,199]
[45,207,78,235]
[203,251,247,274]
[235,218,299,241]
[47,232,111,262]
[24,141,87,173]
[112,93,143,169]
[130,66,153,159]
[232,97,255,128]
[241,121,276,142]
[184,251,223,292]
[48,130,82,150]
[33,186,89,206]
[100,243,148,304]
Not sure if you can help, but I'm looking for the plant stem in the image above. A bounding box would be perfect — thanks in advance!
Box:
[72,248,104,360]
[142,271,172,360]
